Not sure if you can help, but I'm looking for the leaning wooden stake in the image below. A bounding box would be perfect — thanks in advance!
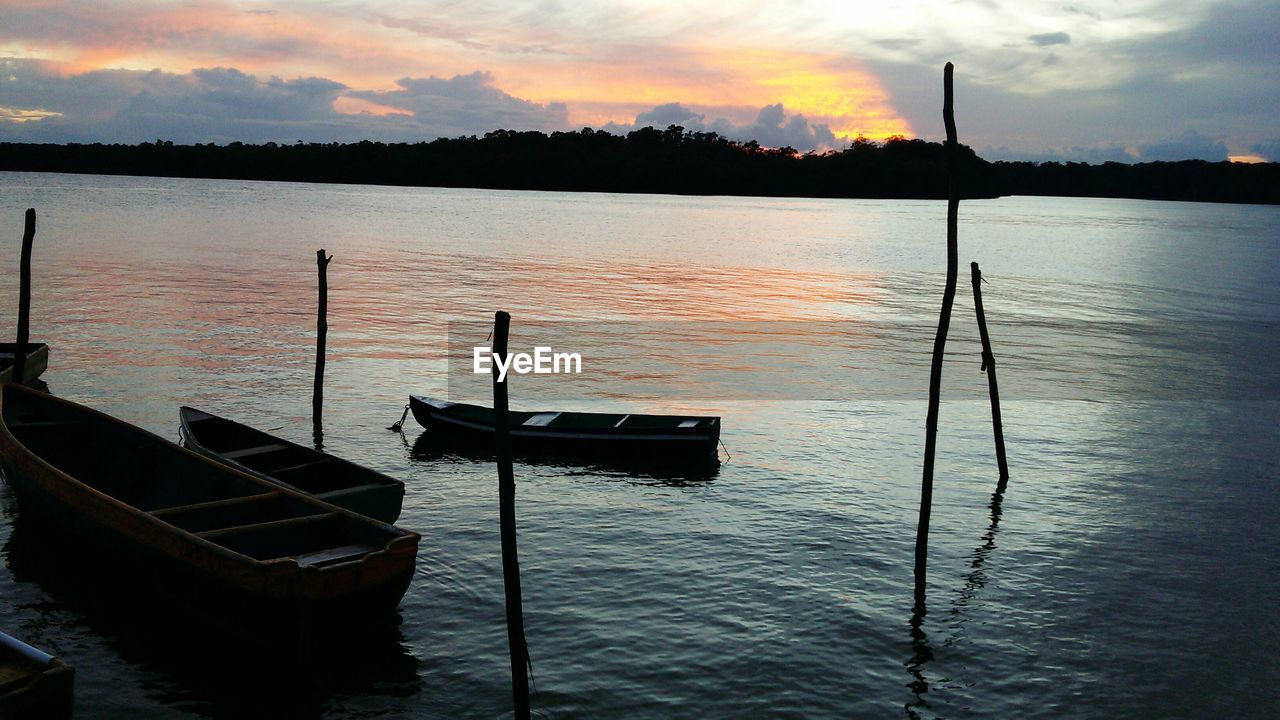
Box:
[312,249,332,444]
[915,62,960,611]
[492,310,531,720]
[13,209,36,384]
[970,262,1010,490]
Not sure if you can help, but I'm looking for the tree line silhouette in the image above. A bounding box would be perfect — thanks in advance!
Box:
[2,127,1276,204]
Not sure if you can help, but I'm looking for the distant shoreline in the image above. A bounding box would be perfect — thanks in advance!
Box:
[3,130,1277,205]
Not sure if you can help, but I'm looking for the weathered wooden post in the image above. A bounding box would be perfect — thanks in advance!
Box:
[970,262,1009,491]
[13,209,36,384]
[312,249,332,447]
[915,62,960,611]
[491,310,531,720]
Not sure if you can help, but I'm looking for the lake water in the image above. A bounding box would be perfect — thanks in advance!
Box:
[0,171,1277,719]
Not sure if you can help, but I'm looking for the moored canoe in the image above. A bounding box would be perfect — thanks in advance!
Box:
[409,395,719,465]
[0,385,419,636]
[179,407,405,523]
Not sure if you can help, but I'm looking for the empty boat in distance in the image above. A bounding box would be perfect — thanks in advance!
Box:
[409,395,720,466]
[179,406,406,523]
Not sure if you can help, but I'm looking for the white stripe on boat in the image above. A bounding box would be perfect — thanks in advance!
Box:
[430,411,708,443]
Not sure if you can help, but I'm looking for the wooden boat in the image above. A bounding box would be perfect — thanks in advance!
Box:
[0,630,73,719]
[179,407,405,523]
[0,343,48,385]
[0,384,419,634]
[409,395,720,464]
[410,430,721,482]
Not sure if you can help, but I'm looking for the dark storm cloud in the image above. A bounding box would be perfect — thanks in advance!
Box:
[635,102,705,127]
[866,1,1280,161]
[1137,131,1228,162]
[608,102,837,151]
[1250,139,1280,161]
[136,68,346,122]
[0,61,567,143]
[729,104,837,150]
[0,61,356,143]
[349,72,569,135]
[1028,32,1070,47]
[982,143,1135,163]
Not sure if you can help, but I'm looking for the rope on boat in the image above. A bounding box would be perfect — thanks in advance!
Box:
[388,403,410,432]
[719,436,732,462]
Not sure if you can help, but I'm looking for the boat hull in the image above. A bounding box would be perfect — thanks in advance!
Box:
[1,471,415,636]
[409,395,719,466]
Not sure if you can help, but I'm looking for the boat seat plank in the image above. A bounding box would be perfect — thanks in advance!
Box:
[195,512,337,540]
[149,491,280,518]
[264,458,334,475]
[317,482,392,499]
[292,543,381,568]
[222,442,292,459]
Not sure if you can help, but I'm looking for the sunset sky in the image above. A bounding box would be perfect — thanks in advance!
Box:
[2,0,1276,161]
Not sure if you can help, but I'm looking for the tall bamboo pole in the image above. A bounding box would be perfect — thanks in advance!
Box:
[914,62,960,611]
[491,310,531,720]
[312,249,332,447]
[970,262,1010,490]
[13,209,36,384]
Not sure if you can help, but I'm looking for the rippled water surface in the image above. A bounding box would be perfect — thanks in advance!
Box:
[0,172,1277,719]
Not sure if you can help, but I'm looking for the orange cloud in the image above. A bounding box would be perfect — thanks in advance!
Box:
[332,96,412,117]
[497,47,912,140]
[3,1,454,86]
[0,107,63,122]
[5,3,912,142]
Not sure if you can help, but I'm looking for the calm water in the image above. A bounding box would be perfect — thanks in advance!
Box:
[0,171,1277,719]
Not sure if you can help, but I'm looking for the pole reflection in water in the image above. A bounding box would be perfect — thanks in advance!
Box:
[905,488,1008,718]
[947,490,1006,647]
[905,604,935,719]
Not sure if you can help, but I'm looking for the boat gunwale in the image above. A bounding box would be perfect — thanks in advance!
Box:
[0,343,49,385]
[410,395,719,442]
[179,406,404,493]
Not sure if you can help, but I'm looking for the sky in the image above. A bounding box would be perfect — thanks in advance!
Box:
[1,0,1276,162]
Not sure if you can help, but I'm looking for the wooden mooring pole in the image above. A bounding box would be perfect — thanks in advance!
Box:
[13,209,36,384]
[970,262,1010,491]
[491,310,531,720]
[313,249,332,446]
[915,62,960,611]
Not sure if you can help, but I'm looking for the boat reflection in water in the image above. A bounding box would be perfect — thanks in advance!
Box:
[408,429,721,486]
[2,508,422,718]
